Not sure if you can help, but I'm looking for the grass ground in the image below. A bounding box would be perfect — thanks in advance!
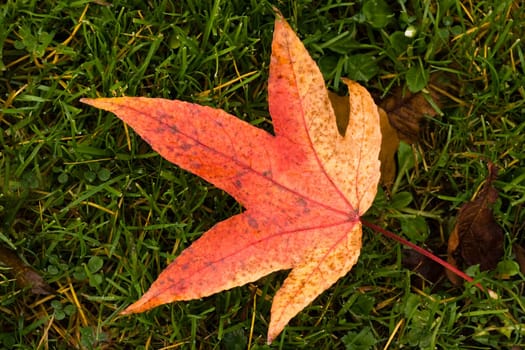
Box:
[1,0,525,349]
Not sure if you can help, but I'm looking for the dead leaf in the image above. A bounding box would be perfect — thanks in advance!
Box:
[81,14,381,342]
[402,248,445,288]
[512,244,525,275]
[378,86,441,144]
[377,108,400,186]
[328,91,350,136]
[446,163,504,285]
[0,245,54,295]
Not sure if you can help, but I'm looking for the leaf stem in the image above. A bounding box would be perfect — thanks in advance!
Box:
[361,220,489,293]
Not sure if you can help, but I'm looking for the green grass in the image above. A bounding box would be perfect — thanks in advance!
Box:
[1,0,525,349]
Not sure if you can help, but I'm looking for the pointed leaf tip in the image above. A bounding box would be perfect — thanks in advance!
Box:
[272,6,283,18]
[80,97,95,105]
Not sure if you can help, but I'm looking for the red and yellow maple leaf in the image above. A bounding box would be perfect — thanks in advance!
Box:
[81,14,381,343]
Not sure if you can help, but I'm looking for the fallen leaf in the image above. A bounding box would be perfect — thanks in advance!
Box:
[378,85,441,144]
[402,248,445,288]
[377,108,400,186]
[513,244,525,275]
[328,91,350,136]
[81,14,381,342]
[446,163,504,285]
[0,245,54,295]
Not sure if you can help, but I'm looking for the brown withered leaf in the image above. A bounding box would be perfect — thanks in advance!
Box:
[402,248,445,288]
[0,245,54,295]
[446,163,504,285]
[378,85,442,144]
[377,107,400,186]
[328,91,350,137]
[513,244,525,275]
[329,91,399,186]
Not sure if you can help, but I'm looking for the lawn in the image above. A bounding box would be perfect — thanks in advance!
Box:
[1,0,525,349]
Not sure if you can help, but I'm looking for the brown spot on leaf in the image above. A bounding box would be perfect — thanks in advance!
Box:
[234,179,242,189]
[296,197,310,214]
[247,216,258,229]
[180,143,193,151]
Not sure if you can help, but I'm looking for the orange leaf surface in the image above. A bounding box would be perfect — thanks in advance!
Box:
[81,14,381,343]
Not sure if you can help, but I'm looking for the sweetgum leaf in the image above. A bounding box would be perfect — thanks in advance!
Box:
[81,14,381,343]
